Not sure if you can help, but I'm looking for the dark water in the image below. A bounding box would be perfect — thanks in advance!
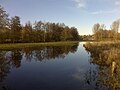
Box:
[0,42,101,90]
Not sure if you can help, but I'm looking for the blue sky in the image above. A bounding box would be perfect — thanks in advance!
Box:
[0,0,120,35]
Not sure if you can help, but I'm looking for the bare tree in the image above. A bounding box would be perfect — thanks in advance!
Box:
[92,23,100,34]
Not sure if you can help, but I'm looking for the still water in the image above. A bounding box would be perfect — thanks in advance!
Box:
[0,42,100,90]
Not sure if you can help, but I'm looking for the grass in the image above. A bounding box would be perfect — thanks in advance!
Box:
[0,41,79,50]
[84,41,120,70]
[84,41,120,89]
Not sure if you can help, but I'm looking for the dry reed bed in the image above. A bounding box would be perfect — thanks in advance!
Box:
[84,41,120,65]
[84,41,120,89]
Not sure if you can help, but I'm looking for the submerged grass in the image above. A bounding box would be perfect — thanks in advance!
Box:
[84,41,120,89]
[0,41,79,50]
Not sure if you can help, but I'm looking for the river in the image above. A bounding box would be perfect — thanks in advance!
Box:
[0,42,105,90]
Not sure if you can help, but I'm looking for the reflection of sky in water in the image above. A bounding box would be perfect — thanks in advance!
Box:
[71,43,92,85]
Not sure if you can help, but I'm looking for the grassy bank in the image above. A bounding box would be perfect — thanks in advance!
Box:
[84,41,120,63]
[0,41,79,50]
[84,41,120,89]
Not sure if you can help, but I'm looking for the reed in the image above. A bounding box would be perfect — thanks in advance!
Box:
[84,41,120,89]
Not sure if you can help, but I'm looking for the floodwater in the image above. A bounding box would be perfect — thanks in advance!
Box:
[0,42,107,90]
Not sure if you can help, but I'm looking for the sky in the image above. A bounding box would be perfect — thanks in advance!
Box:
[0,0,120,35]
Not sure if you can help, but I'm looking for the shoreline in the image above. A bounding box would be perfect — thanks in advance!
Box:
[0,41,79,50]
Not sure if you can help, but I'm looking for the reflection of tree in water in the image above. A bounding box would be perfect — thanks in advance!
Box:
[0,51,11,82]
[10,50,22,68]
[0,50,22,90]
[0,50,23,90]
[84,42,120,90]
[0,44,78,85]
[22,45,78,62]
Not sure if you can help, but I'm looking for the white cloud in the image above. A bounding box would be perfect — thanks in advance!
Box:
[73,0,120,15]
[74,0,86,8]
[90,0,120,15]
[90,9,120,15]
[115,0,120,5]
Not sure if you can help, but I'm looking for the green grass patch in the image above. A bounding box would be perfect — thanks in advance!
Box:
[0,41,79,50]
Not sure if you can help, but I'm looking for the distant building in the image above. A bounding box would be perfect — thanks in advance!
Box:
[118,24,120,33]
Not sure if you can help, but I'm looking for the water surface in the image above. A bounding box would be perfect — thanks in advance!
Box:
[0,42,100,90]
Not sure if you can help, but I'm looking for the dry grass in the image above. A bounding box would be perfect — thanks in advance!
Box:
[84,41,120,89]
[84,41,120,65]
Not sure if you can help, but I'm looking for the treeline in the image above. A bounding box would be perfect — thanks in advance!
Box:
[80,35,93,41]
[92,19,120,40]
[0,5,79,43]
